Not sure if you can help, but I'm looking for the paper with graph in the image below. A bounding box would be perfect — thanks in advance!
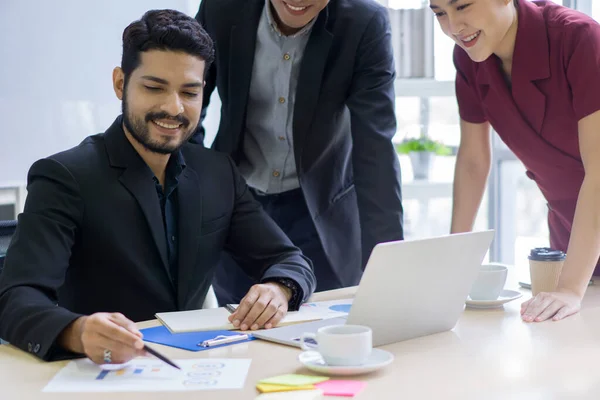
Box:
[43,358,251,392]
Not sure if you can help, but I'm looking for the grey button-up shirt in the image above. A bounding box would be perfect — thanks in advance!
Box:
[238,0,316,194]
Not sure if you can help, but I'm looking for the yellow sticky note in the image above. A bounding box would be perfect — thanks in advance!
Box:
[259,374,329,386]
[256,383,315,393]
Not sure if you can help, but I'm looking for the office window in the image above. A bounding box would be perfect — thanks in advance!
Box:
[394,96,459,146]
[433,15,455,81]
[591,1,600,19]
[427,97,460,147]
[394,97,422,140]
[497,160,550,282]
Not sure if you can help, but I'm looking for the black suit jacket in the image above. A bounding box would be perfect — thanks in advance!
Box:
[0,117,315,361]
[194,0,404,286]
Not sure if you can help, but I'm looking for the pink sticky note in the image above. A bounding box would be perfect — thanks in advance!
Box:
[314,380,367,397]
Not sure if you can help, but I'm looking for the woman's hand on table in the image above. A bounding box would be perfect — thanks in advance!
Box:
[520,289,581,322]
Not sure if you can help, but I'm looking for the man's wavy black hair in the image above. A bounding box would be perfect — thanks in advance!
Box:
[121,9,214,79]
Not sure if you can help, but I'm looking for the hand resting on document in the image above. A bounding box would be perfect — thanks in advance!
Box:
[228,282,292,331]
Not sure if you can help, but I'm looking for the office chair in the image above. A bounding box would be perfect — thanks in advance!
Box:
[0,220,17,274]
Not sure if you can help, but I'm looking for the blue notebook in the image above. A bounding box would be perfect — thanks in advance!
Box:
[140,325,255,351]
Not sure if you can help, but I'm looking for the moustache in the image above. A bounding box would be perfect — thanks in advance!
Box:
[145,112,190,127]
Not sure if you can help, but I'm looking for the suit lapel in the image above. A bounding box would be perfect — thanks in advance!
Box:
[103,117,171,280]
[293,7,333,164]
[477,57,521,142]
[227,0,264,160]
[118,168,170,275]
[175,167,202,307]
[509,0,550,134]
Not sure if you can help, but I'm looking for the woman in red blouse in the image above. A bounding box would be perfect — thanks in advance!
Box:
[430,0,600,322]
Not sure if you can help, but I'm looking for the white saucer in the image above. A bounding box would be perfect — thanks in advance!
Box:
[466,289,523,309]
[298,348,394,376]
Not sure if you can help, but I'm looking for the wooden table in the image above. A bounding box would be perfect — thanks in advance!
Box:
[3,285,600,399]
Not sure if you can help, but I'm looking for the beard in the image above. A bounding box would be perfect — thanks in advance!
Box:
[121,90,196,155]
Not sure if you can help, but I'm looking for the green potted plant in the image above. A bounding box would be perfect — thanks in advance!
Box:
[395,136,451,180]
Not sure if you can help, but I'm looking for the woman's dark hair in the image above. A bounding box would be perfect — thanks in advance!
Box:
[121,9,214,79]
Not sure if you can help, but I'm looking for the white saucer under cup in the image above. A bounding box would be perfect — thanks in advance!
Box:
[298,348,395,376]
[466,289,523,309]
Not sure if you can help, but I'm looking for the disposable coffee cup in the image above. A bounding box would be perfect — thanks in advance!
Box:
[528,247,566,295]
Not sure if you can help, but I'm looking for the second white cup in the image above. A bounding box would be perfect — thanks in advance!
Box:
[300,324,372,366]
[469,263,508,301]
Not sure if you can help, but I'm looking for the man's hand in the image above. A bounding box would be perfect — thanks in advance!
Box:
[520,289,582,322]
[228,283,291,331]
[59,313,146,365]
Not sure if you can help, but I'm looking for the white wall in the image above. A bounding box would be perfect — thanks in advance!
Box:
[0,0,220,183]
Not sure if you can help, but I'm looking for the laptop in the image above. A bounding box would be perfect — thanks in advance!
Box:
[253,230,495,348]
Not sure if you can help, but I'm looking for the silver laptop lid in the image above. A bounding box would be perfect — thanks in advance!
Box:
[347,231,494,346]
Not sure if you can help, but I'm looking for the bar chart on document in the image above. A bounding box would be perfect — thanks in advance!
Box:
[43,358,251,392]
[94,362,176,382]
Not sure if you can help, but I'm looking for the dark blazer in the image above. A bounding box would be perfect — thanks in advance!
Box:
[194,0,404,287]
[0,117,315,361]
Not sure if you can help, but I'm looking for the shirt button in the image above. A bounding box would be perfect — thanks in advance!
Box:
[171,236,176,242]
[34,344,41,353]
[27,342,33,352]
[283,53,291,61]
[278,97,285,104]
[273,170,281,177]
[278,136,285,141]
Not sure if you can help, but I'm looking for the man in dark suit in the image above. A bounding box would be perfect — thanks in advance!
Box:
[194,0,404,305]
[0,9,315,364]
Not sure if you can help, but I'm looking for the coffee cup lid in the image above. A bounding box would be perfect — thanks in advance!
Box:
[528,247,566,261]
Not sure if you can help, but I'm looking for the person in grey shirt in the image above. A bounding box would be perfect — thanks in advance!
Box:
[194,0,404,305]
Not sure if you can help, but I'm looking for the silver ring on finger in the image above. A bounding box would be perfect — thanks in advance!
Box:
[103,349,112,364]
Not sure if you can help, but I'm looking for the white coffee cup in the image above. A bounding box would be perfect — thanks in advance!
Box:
[300,325,372,366]
[469,263,508,301]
